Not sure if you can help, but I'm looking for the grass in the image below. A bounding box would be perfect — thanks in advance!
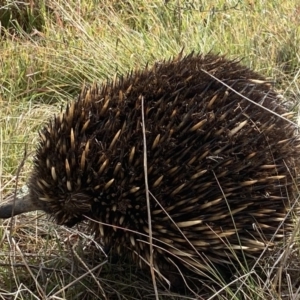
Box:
[0,0,300,299]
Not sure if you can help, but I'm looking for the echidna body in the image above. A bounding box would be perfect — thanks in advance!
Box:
[1,53,299,279]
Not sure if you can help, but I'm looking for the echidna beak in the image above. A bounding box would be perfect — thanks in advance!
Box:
[0,193,39,218]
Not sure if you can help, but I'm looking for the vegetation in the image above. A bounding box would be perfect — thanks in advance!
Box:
[0,0,299,299]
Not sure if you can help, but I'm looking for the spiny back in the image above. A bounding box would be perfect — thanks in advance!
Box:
[25,52,299,275]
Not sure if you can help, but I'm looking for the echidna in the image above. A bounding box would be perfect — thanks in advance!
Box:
[1,52,299,283]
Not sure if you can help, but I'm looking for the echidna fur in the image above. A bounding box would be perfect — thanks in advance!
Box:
[1,52,300,281]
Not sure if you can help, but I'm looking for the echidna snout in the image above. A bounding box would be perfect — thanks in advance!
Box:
[1,52,299,280]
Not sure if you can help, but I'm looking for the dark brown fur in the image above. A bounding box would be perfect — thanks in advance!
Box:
[1,52,299,282]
